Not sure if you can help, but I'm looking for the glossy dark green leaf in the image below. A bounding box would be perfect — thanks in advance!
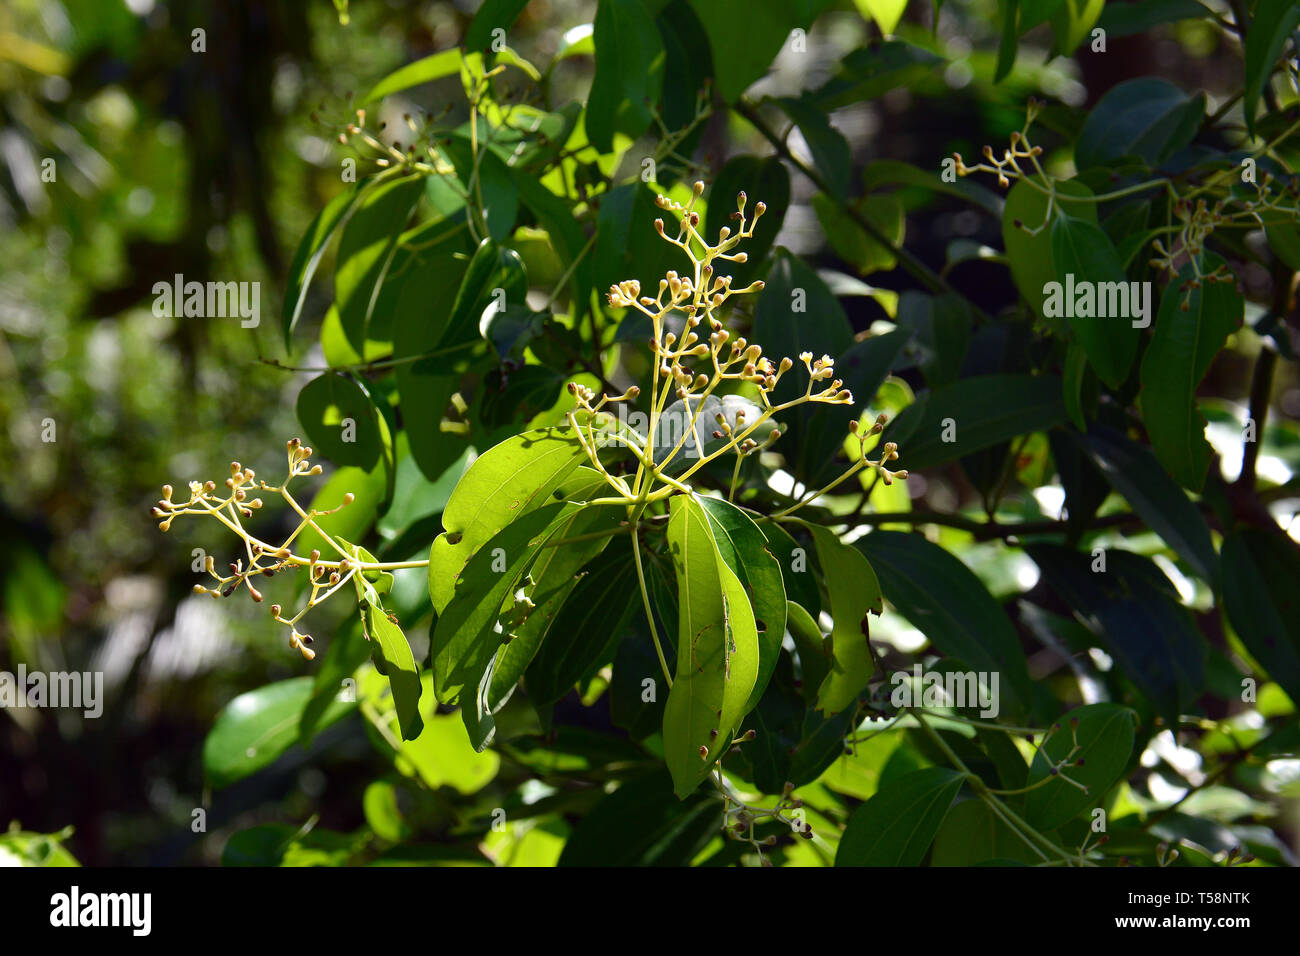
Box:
[1027,544,1206,723]
[796,328,911,485]
[594,181,683,300]
[586,0,665,152]
[335,176,423,354]
[1244,0,1300,136]
[1221,529,1300,706]
[662,495,759,797]
[862,159,1002,216]
[296,372,385,471]
[1024,703,1137,831]
[526,559,638,707]
[1049,0,1105,57]
[203,677,353,788]
[487,500,622,711]
[283,183,361,348]
[1096,0,1212,38]
[888,374,1067,471]
[558,770,718,865]
[753,249,854,406]
[704,156,790,288]
[697,497,786,714]
[774,97,851,198]
[808,40,943,109]
[897,291,968,387]
[441,139,519,243]
[655,0,713,133]
[931,798,1041,865]
[836,767,965,865]
[995,0,1019,81]
[1140,256,1242,490]
[1076,78,1204,171]
[1074,425,1217,581]
[1049,214,1140,388]
[689,0,800,102]
[465,0,531,51]
[440,238,528,351]
[857,531,1033,713]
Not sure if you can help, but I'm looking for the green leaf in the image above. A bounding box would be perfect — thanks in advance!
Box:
[931,798,1041,865]
[427,419,600,612]
[656,1,714,132]
[1002,177,1097,320]
[1075,78,1205,171]
[586,0,665,152]
[853,0,909,34]
[1049,214,1141,388]
[888,374,1067,471]
[1096,0,1213,38]
[1074,425,1217,581]
[335,176,423,354]
[525,558,638,707]
[696,497,787,714]
[761,522,821,618]
[391,248,473,482]
[812,191,904,275]
[487,500,622,710]
[465,0,531,52]
[203,677,354,788]
[430,500,581,708]
[1027,544,1206,724]
[294,461,388,560]
[753,249,854,406]
[1221,529,1300,706]
[704,156,791,288]
[1023,703,1137,831]
[807,40,942,109]
[558,770,719,865]
[296,372,385,471]
[365,599,424,741]
[690,0,802,103]
[896,291,968,387]
[282,183,362,348]
[441,139,519,242]
[594,181,683,300]
[774,97,852,198]
[798,522,880,715]
[862,159,1002,216]
[299,616,371,745]
[857,531,1033,714]
[797,328,911,485]
[995,0,1019,82]
[1140,256,1243,490]
[362,671,501,793]
[440,238,528,351]
[836,767,965,865]
[363,49,463,103]
[1049,0,1105,57]
[1244,0,1300,136]
[662,495,760,797]
[509,167,593,311]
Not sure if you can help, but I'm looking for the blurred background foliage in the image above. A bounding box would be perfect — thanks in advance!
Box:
[0,0,1297,865]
